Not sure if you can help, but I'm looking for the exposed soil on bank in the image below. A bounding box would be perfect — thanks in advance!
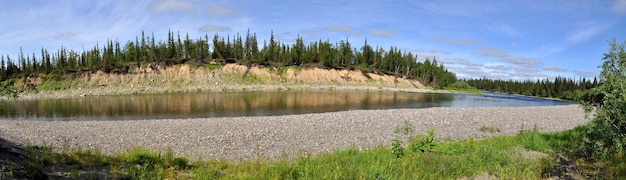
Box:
[11,63,436,100]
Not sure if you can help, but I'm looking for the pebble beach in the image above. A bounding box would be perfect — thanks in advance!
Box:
[0,104,588,161]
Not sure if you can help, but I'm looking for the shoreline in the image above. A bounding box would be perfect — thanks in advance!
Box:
[5,63,449,100]
[12,83,444,101]
[0,105,587,161]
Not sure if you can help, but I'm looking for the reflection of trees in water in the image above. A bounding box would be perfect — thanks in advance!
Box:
[2,91,433,120]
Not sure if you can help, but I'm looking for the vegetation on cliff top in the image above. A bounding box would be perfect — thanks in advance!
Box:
[0,30,456,92]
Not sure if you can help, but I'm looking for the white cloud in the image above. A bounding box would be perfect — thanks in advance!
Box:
[53,32,77,40]
[297,25,361,40]
[439,58,482,66]
[421,1,498,17]
[206,3,241,18]
[150,0,194,13]
[324,24,361,37]
[328,25,352,32]
[476,47,541,66]
[542,66,567,72]
[429,49,453,55]
[476,47,508,57]
[612,0,626,13]
[428,35,484,46]
[513,65,541,73]
[573,70,598,77]
[502,56,541,66]
[198,25,232,32]
[485,64,510,71]
[273,31,294,42]
[486,24,522,38]
[368,29,400,37]
[536,45,565,58]
[566,23,606,44]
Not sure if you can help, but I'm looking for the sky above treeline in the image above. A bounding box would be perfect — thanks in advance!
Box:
[1,0,625,80]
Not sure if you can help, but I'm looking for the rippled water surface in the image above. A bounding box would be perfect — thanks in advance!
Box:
[0,91,572,121]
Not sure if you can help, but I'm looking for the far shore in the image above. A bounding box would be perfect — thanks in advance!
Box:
[13,83,445,101]
[5,63,457,100]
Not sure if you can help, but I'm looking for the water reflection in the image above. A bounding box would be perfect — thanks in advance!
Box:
[0,91,570,121]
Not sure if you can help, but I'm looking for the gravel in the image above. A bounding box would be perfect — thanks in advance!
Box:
[0,105,588,161]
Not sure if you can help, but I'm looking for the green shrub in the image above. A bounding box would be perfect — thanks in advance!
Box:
[277,66,302,75]
[445,81,482,94]
[447,81,473,89]
[203,64,222,70]
[0,86,18,99]
[517,127,550,151]
[408,129,437,153]
[36,81,70,90]
[243,73,261,83]
[391,120,414,158]
[480,125,501,133]
[580,39,626,160]
[391,138,404,158]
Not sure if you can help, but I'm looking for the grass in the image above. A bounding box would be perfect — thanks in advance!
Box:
[24,125,620,179]
[445,87,484,95]
[444,81,483,95]
[35,81,74,91]
[202,63,223,70]
[188,63,223,70]
[480,125,501,133]
[14,121,624,179]
[242,73,262,84]
[276,65,303,75]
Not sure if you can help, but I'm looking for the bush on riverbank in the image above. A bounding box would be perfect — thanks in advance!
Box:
[573,39,626,178]
[444,81,482,94]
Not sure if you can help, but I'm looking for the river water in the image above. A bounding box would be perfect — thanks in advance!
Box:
[0,91,572,121]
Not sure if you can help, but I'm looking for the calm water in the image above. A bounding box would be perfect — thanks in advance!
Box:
[0,91,572,121]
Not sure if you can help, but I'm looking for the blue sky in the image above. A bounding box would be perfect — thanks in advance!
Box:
[1,0,625,80]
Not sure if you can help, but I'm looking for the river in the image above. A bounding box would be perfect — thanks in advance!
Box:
[0,91,572,121]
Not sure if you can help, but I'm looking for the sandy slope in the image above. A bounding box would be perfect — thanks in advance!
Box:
[14,63,435,100]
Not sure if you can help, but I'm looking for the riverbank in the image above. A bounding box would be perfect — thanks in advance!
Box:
[9,63,446,100]
[0,105,587,162]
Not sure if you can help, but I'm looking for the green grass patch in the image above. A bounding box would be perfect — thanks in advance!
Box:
[23,124,626,179]
[277,65,302,75]
[480,125,501,133]
[243,73,262,84]
[189,63,222,70]
[36,81,73,91]
[445,87,484,95]
[445,81,483,94]
[202,63,223,70]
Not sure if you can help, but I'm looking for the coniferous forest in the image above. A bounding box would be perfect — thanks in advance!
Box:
[0,30,456,88]
[463,76,602,102]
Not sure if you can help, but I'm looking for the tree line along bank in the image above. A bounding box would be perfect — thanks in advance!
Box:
[0,30,455,89]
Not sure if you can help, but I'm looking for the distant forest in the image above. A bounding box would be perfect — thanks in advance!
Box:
[464,77,601,102]
[0,30,455,88]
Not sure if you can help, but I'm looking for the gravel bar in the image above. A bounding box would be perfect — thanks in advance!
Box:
[0,105,588,161]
